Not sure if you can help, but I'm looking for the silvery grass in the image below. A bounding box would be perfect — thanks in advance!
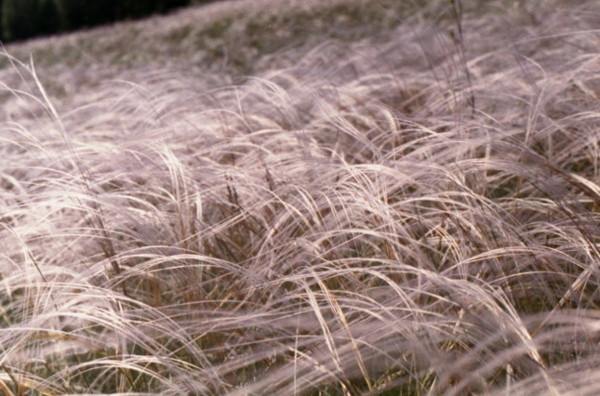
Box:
[1,0,600,394]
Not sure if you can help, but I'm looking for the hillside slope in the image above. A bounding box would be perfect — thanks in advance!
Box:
[2,0,600,394]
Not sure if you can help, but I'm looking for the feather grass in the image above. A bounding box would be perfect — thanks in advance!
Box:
[2,0,600,394]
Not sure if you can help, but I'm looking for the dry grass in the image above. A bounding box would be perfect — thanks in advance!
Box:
[1,0,600,394]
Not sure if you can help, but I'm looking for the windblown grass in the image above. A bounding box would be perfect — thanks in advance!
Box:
[1,0,600,394]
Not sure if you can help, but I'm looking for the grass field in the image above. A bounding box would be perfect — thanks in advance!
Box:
[2,0,600,394]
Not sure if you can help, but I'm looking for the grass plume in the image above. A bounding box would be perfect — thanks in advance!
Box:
[1,0,600,394]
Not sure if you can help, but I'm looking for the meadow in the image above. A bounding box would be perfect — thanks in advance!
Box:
[1,0,600,394]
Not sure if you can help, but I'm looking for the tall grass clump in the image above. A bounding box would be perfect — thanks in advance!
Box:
[1,0,600,394]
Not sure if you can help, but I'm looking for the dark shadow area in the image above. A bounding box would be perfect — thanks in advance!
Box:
[0,0,216,43]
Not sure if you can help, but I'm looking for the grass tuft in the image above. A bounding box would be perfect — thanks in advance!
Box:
[2,0,600,394]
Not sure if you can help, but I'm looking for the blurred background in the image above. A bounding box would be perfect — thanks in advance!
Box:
[0,0,217,43]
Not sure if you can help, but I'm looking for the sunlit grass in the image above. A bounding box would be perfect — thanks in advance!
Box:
[1,0,600,394]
